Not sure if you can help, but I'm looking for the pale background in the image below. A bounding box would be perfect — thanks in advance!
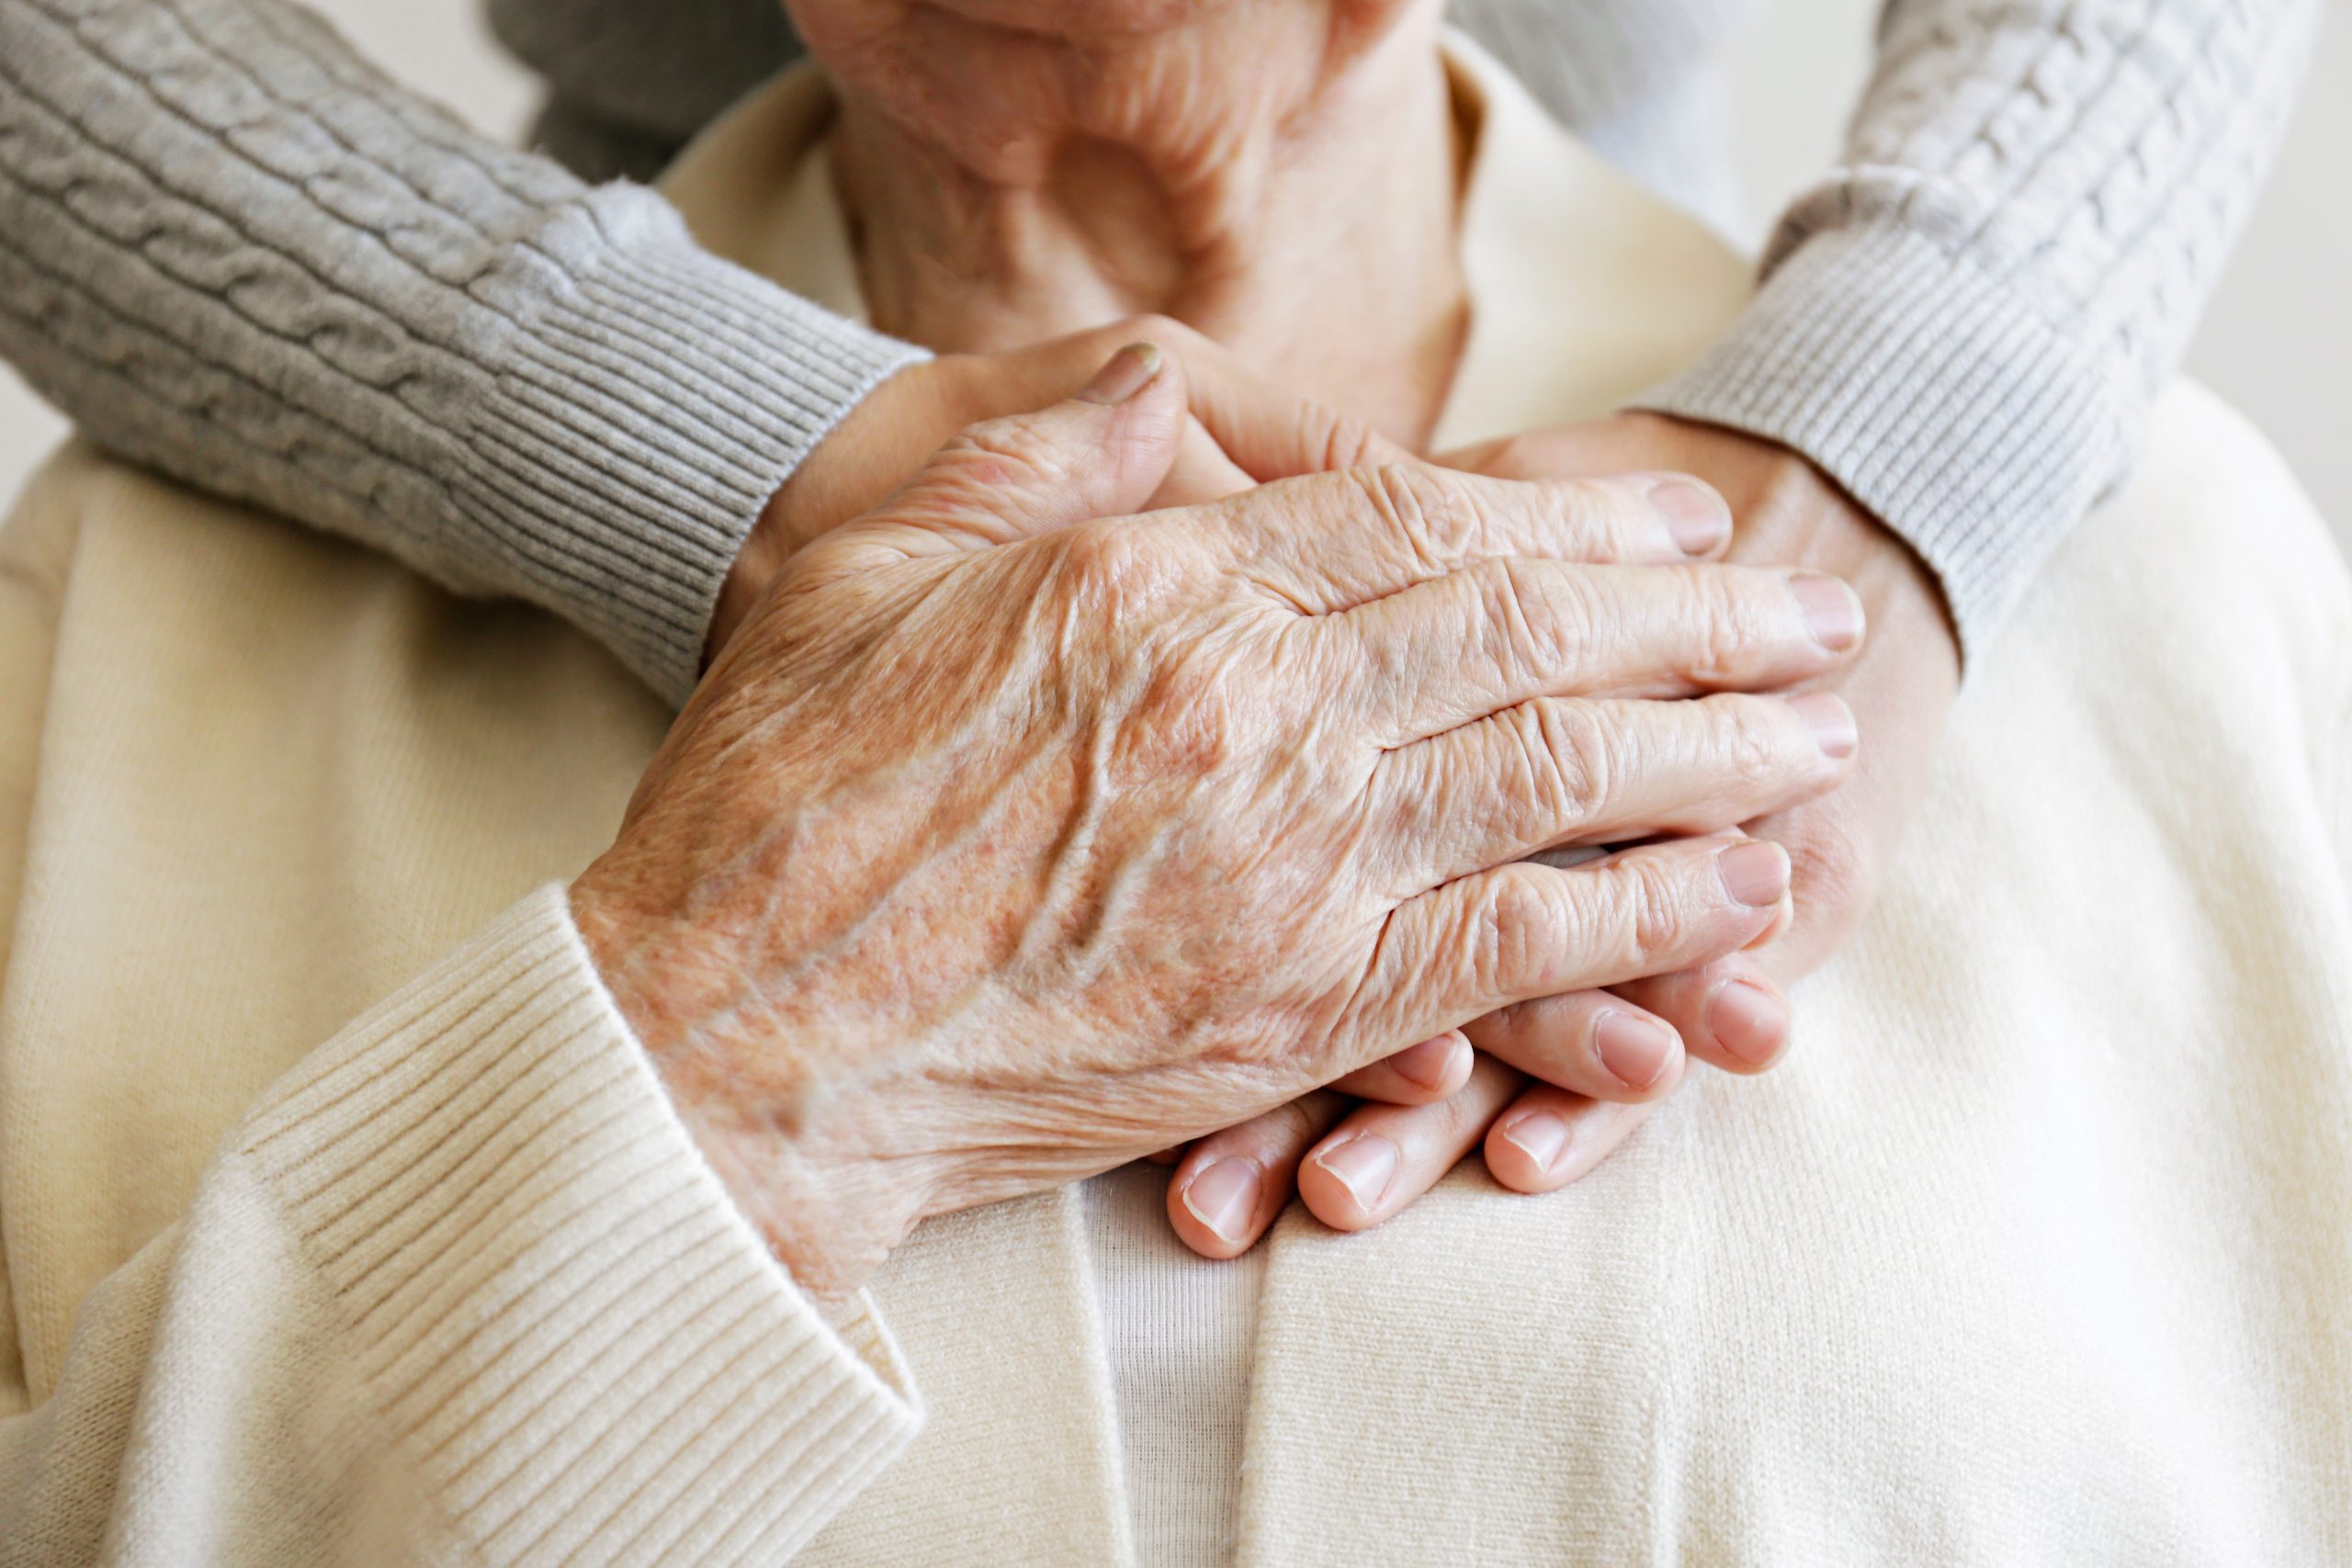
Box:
[3,1,2346,545]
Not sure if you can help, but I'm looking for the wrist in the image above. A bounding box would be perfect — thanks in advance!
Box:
[706,357,974,664]
[1636,412,1961,672]
[707,491,798,668]
[569,873,918,1302]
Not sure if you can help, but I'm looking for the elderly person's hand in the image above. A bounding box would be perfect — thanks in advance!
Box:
[1442,412,1956,1172]
[1457,412,1960,967]
[708,315,1357,654]
[573,349,1866,1298]
[1157,412,1949,1255]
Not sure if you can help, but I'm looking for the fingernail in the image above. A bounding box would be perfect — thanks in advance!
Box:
[1180,1156,1260,1246]
[1500,1111,1570,1173]
[1388,1032,1464,1091]
[1790,573,1863,650]
[1649,479,1730,555]
[1716,840,1790,908]
[1707,978,1792,1066]
[1314,1134,1399,1212]
[1594,1010,1676,1090]
[1785,691,1858,758]
[1075,342,1163,404]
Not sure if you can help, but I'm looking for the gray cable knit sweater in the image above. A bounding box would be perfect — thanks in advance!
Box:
[0,0,2319,703]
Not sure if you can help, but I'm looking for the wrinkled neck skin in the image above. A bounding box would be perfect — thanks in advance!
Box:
[806,0,1467,447]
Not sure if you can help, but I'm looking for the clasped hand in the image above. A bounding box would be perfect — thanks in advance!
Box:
[573,340,1865,1299]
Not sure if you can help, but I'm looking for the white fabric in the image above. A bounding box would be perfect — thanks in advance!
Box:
[1085,1167,1270,1567]
[2,32,2349,1568]
[666,42,1770,1565]
[0,468,923,1564]
[648,35,2352,1562]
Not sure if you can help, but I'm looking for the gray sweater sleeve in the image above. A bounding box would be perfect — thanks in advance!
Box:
[0,0,923,705]
[0,0,2322,692]
[1635,0,2322,655]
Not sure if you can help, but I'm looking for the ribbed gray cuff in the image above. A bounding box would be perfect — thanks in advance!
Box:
[462,186,928,705]
[1636,222,2135,666]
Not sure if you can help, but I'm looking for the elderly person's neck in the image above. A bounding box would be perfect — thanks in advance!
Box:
[820,1,1466,447]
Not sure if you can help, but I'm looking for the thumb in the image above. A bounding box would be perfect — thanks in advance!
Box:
[821,343,1187,566]
[1181,352,1413,480]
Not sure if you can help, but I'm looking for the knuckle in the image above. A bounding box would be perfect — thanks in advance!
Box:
[1713,695,1789,792]
[1353,462,1483,567]
[1461,557,1534,681]
[1483,997,1538,1042]
[1542,478,1618,553]
[943,414,1071,488]
[1683,567,1760,682]
[1312,407,1388,473]
[1458,881,1513,997]
[1477,558,1589,682]
[1046,520,1182,634]
[1351,463,1425,547]
[1478,557,1538,666]
[1614,854,1691,966]
[1520,700,1612,829]
[1470,869,1567,993]
[1055,516,1144,590]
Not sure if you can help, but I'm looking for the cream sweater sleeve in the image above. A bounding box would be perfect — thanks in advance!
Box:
[0,886,924,1565]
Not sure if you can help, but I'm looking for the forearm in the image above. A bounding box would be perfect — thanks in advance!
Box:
[1639,0,2321,658]
[0,0,922,704]
[0,889,921,1565]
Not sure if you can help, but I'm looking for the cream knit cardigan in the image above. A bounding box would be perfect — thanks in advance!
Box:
[2,39,2348,1567]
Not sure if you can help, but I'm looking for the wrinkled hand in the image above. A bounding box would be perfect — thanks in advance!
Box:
[575,354,1862,1300]
[712,318,1475,1111]
[707,314,1390,656]
[1450,412,1960,976]
[1157,412,1956,1258]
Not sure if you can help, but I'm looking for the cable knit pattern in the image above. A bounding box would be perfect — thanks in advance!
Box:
[1640,0,2322,652]
[0,0,923,705]
[0,0,2318,681]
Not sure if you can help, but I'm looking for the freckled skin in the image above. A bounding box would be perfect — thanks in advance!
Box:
[702,0,1907,1252]
[571,363,1856,1301]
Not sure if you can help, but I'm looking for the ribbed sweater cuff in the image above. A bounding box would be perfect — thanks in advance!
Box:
[1635,223,2134,665]
[470,188,928,706]
[239,886,922,1562]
